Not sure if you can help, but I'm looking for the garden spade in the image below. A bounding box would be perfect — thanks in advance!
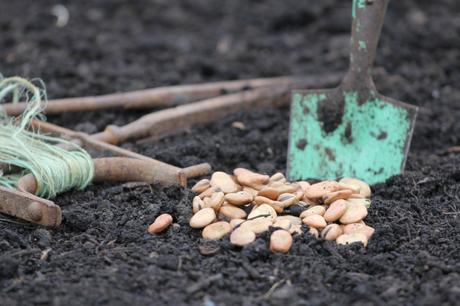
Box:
[287,0,418,185]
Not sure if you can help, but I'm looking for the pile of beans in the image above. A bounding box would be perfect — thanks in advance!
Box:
[148,168,374,253]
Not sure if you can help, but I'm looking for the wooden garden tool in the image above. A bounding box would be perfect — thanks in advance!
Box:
[1,76,310,116]
[287,0,418,184]
[0,120,211,227]
[0,156,210,227]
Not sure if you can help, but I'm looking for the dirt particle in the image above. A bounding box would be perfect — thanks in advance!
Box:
[325,147,336,161]
[377,131,388,140]
[296,139,307,150]
[317,93,345,133]
[343,122,353,143]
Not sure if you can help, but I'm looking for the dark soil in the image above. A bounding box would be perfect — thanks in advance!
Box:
[1,0,460,305]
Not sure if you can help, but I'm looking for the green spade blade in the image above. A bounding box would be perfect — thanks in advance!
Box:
[287,0,418,185]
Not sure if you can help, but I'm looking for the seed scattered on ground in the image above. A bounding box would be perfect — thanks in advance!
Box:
[225,191,253,206]
[320,224,343,241]
[229,218,245,229]
[339,177,371,198]
[231,121,246,130]
[339,203,368,224]
[240,217,272,234]
[302,214,327,229]
[202,221,231,240]
[210,171,240,194]
[192,196,205,213]
[148,213,173,234]
[304,181,341,199]
[257,186,280,200]
[191,179,211,194]
[247,203,277,220]
[270,230,293,253]
[324,199,348,222]
[273,218,292,230]
[189,207,216,228]
[234,168,269,189]
[218,205,247,220]
[342,223,375,239]
[230,227,256,247]
[183,169,375,252]
[207,191,225,211]
[300,205,326,218]
[336,233,368,247]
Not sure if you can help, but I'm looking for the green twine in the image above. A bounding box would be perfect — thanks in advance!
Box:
[0,76,94,198]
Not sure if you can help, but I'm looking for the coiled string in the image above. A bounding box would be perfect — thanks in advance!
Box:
[0,76,94,198]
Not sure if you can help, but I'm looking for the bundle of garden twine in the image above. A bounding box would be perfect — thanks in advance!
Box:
[0,76,94,198]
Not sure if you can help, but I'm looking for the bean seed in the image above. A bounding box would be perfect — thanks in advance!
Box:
[248,204,277,220]
[290,224,303,235]
[347,197,371,208]
[342,223,375,239]
[266,201,284,213]
[189,208,216,228]
[243,186,259,197]
[233,168,269,189]
[240,217,272,234]
[230,228,256,246]
[148,213,173,234]
[208,192,225,211]
[272,219,292,230]
[253,195,274,206]
[297,181,311,192]
[302,214,327,229]
[276,215,302,225]
[336,233,368,247]
[257,186,280,200]
[320,224,343,241]
[191,179,211,194]
[309,227,319,238]
[270,230,293,253]
[300,205,326,218]
[323,189,353,205]
[324,199,348,222]
[272,182,298,194]
[225,191,253,206]
[278,193,298,207]
[210,171,240,194]
[192,196,205,213]
[339,203,368,224]
[302,195,320,206]
[202,221,231,240]
[269,172,286,183]
[218,205,247,220]
[304,181,341,198]
[293,187,305,201]
[338,182,360,194]
[198,186,221,199]
[339,178,371,198]
[229,218,245,229]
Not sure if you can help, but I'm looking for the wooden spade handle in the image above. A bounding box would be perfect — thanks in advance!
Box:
[342,0,390,91]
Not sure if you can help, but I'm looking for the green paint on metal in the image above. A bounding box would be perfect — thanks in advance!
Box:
[352,0,357,18]
[359,40,367,50]
[352,0,366,18]
[288,91,412,184]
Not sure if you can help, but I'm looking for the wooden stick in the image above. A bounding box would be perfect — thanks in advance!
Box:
[30,120,211,187]
[1,76,309,116]
[91,73,342,144]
